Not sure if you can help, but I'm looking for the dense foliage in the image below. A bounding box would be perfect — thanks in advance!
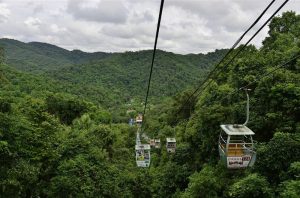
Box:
[145,11,300,197]
[0,38,227,107]
[0,12,299,197]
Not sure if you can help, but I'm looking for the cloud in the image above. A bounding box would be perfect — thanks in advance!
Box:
[0,3,10,23]
[166,0,260,32]
[24,17,42,27]
[143,11,154,22]
[50,24,67,34]
[67,0,128,24]
[131,10,155,23]
[33,4,44,14]
[0,0,300,54]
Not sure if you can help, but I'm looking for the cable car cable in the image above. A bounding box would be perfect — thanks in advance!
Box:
[217,53,300,108]
[177,0,290,114]
[213,0,290,74]
[142,0,165,123]
[174,0,278,115]
[185,0,276,101]
[173,47,299,125]
[192,0,289,102]
[239,53,300,90]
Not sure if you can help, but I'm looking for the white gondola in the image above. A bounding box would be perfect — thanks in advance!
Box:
[154,139,161,148]
[218,89,256,169]
[135,144,151,167]
[166,138,176,153]
[218,125,256,169]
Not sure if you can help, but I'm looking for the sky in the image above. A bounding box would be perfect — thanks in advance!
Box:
[0,0,299,54]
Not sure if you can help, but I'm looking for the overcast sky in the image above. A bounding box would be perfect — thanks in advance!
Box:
[0,0,299,54]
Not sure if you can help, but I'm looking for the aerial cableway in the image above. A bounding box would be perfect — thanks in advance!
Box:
[133,0,165,168]
[134,114,176,167]
[135,115,151,167]
[169,0,290,169]
[133,0,292,169]
[218,89,256,169]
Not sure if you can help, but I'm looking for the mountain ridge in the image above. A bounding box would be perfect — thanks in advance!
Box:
[0,38,228,106]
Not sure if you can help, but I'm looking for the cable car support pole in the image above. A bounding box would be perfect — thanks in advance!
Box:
[242,88,251,126]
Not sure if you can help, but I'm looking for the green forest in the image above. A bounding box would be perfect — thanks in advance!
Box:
[0,12,300,197]
[0,38,227,107]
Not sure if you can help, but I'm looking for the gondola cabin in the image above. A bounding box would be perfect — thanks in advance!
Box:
[135,144,151,167]
[129,118,134,126]
[166,138,176,153]
[218,124,256,169]
[136,114,143,126]
[149,139,155,147]
[155,139,161,148]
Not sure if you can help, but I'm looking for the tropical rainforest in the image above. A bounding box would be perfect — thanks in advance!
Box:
[0,12,299,197]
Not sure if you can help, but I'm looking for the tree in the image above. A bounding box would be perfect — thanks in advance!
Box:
[227,174,273,198]
[0,97,11,113]
[151,162,190,198]
[278,162,300,198]
[46,93,89,125]
[279,180,300,198]
[0,46,4,64]
[263,11,300,50]
[182,165,226,198]
[255,132,300,184]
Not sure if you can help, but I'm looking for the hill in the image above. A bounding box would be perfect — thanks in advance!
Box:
[0,11,299,197]
[0,38,111,73]
[0,38,228,105]
[46,49,228,102]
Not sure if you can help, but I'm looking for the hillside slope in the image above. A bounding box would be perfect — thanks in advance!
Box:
[0,38,111,72]
[46,49,227,102]
[0,38,227,104]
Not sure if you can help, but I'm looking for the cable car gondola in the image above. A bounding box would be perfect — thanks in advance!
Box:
[218,89,256,169]
[150,139,161,148]
[129,118,134,126]
[135,144,151,167]
[166,138,176,153]
[150,139,155,147]
[155,139,161,148]
[135,114,143,126]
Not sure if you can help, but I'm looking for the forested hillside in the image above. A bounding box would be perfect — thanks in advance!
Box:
[0,38,227,105]
[0,11,299,198]
[0,39,111,72]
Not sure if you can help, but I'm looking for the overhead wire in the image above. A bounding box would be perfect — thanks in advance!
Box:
[174,1,277,115]
[176,0,290,114]
[194,53,300,122]
[175,0,276,113]
[239,53,300,90]
[189,0,276,98]
[142,0,165,125]
[228,53,299,104]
